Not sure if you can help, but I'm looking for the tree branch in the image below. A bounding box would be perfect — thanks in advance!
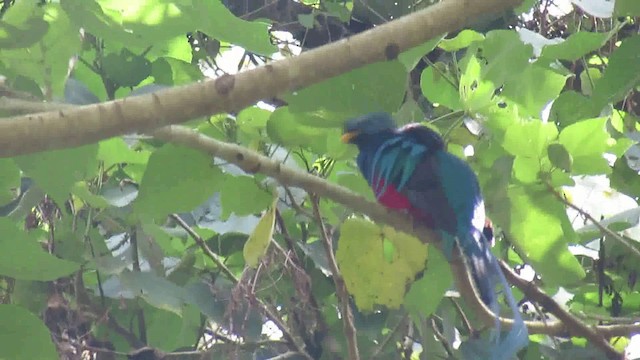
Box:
[0,0,523,157]
[311,196,360,360]
[499,260,622,359]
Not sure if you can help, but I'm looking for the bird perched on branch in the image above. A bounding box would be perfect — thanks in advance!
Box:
[341,112,528,359]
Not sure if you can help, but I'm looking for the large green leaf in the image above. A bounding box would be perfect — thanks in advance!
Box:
[285,61,407,116]
[592,35,640,108]
[219,174,273,217]
[134,144,222,219]
[479,30,533,86]
[403,246,451,321]
[0,305,57,360]
[558,117,611,175]
[0,218,80,281]
[177,0,275,55]
[14,144,98,205]
[505,186,584,287]
[502,64,568,118]
[420,64,461,110]
[2,3,81,97]
[502,120,558,158]
[539,31,610,62]
[119,270,185,315]
[615,0,640,16]
[0,1,49,49]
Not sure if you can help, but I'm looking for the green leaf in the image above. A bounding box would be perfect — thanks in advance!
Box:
[98,138,150,169]
[61,0,149,47]
[146,305,200,351]
[2,3,81,97]
[0,218,80,281]
[176,0,275,55]
[285,61,407,116]
[219,174,272,217]
[398,36,442,70]
[558,117,611,175]
[0,305,57,360]
[403,247,451,321]
[298,13,315,29]
[438,29,484,52]
[459,55,497,113]
[243,198,276,268]
[513,156,541,183]
[611,157,640,197]
[479,30,533,86]
[14,144,98,205]
[266,107,331,154]
[502,64,568,118]
[119,270,185,315]
[71,182,110,209]
[505,186,585,287]
[503,121,558,158]
[102,48,152,88]
[0,159,20,205]
[336,219,428,311]
[539,32,610,62]
[615,0,640,16]
[547,143,573,172]
[549,91,601,127]
[420,64,461,110]
[134,144,222,219]
[593,35,640,108]
[0,2,49,49]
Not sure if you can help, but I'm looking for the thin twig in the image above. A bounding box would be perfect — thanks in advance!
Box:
[371,314,408,359]
[449,298,475,335]
[547,182,640,259]
[170,213,239,283]
[431,316,456,359]
[311,196,360,360]
[170,213,313,360]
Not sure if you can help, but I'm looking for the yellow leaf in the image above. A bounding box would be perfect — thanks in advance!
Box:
[336,218,428,311]
[243,197,277,268]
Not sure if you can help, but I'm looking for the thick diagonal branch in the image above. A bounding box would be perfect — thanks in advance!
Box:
[0,0,522,157]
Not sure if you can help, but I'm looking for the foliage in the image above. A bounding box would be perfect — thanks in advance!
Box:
[0,0,640,359]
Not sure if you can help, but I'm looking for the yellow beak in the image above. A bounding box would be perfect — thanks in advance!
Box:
[341,131,359,143]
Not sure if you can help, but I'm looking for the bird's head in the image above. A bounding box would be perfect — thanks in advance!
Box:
[341,112,397,145]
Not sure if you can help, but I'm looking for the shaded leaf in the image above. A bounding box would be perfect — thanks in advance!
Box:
[404,247,451,320]
[120,270,185,315]
[134,144,222,219]
[285,61,407,116]
[0,305,57,360]
[15,144,98,205]
[0,218,79,281]
[593,35,640,107]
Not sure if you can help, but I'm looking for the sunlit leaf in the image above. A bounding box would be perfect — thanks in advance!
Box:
[336,218,428,311]
[243,197,276,268]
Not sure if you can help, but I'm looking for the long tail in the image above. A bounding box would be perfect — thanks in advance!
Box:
[460,231,529,360]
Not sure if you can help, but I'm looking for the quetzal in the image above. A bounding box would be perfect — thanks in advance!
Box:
[341,112,528,359]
